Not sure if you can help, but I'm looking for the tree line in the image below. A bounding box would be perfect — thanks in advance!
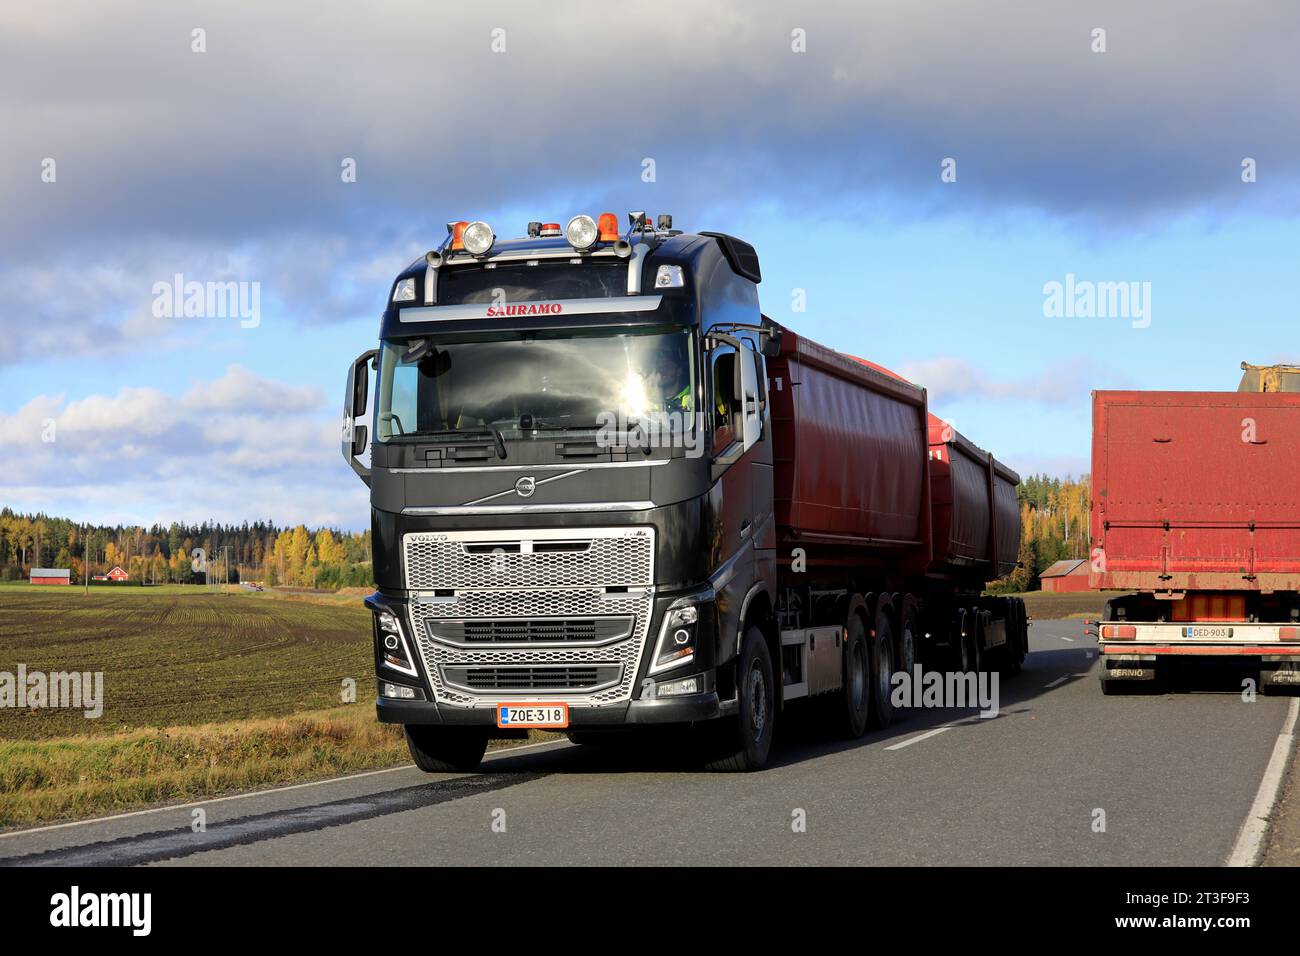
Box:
[0,509,372,589]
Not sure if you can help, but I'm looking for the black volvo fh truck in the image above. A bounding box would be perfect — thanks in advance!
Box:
[344,212,788,771]
[343,212,1026,773]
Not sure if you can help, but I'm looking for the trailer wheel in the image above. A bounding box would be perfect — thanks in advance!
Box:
[702,626,775,772]
[831,613,871,738]
[867,609,897,729]
[404,725,489,773]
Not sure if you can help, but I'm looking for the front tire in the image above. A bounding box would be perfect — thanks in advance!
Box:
[405,725,489,773]
[703,626,775,771]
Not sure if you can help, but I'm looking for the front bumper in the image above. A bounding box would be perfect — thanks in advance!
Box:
[376,682,722,727]
[367,578,727,729]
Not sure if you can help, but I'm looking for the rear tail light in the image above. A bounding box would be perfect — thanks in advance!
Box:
[1100,624,1137,640]
[1280,627,1300,642]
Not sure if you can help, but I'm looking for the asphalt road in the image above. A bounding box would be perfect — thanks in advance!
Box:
[2,619,1295,867]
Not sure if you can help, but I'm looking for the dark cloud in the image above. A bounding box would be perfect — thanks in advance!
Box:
[1,1,1297,353]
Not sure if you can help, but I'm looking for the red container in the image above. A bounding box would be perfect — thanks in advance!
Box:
[766,326,1020,584]
[927,416,1020,581]
[767,326,929,556]
[1091,390,1300,592]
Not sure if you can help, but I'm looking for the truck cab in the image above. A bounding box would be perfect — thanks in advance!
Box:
[343,213,780,770]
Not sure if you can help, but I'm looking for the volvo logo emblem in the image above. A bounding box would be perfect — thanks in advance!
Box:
[515,476,537,498]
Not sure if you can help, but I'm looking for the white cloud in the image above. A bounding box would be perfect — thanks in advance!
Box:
[0,365,366,527]
[898,355,1108,406]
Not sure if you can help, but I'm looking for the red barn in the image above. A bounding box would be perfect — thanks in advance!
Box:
[1040,558,1090,593]
[30,568,71,586]
[105,565,129,582]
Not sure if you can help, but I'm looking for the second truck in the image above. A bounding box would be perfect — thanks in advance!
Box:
[343,212,1026,771]
[1091,364,1300,693]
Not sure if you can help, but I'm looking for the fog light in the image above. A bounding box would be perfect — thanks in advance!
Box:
[381,682,422,700]
[383,634,400,650]
[655,676,700,698]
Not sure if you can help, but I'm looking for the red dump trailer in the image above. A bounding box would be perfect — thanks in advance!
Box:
[763,323,1027,707]
[1091,389,1300,692]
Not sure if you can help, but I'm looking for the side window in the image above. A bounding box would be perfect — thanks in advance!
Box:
[711,345,738,453]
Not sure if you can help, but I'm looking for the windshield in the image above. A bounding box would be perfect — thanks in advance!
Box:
[375,326,696,440]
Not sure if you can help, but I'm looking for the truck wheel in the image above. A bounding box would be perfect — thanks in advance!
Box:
[898,600,920,680]
[867,610,897,729]
[703,626,775,772]
[404,725,489,773]
[832,613,871,738]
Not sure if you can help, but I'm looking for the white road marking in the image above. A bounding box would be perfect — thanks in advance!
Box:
[0,736,572,841]
[885,727,951,751]
[1045,672,1092,689]
[1227,697,1299,867]
[1060,636,1075,642]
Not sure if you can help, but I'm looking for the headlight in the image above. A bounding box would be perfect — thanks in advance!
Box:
[391,277,416,302]
[565,214,599,251]
[650,600,701,674]
[375,608,418,678]
[462,220,495,256]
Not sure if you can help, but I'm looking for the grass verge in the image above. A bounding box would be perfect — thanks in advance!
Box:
[0,702,409,829]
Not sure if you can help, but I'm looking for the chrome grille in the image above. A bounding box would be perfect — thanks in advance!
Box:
[442,664,622,693]
[427,616,635,647]
[404,527,655,706]
[403,528,653,590]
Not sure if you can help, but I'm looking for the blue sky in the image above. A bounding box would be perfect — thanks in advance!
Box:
[2,2,1298,529]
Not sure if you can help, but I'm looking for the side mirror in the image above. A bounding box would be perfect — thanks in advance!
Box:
[760,328,782,358]
[342,349,377,485]
[738,344,761,452]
